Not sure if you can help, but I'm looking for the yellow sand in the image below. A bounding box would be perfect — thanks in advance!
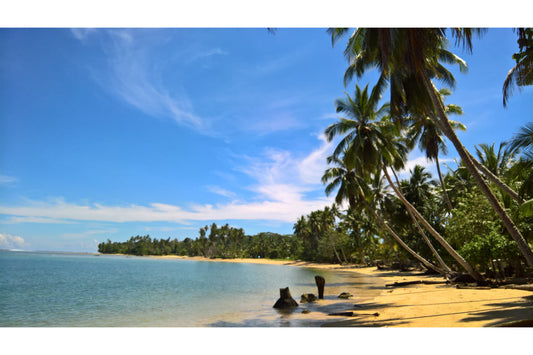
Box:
[146,255,533,327]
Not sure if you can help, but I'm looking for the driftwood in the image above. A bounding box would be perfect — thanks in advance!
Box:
[386,280,448,287]
[328,311,379,317]
[455,284,492,290]
[503,284,533,292]
[328,311,354,316]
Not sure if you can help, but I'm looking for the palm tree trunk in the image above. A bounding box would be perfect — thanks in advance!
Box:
[391,169,452,273]
[435,155,454,212]
[467,150,523,204]
[424,77,533,270]
[359,194,446,275]
[332,242,343,264]
[382,166,483,282]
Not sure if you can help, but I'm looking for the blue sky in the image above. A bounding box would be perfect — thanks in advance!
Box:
[0,28,531,252]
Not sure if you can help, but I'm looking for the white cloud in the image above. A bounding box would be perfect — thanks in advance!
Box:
[0,136,335,225]
[2,216,76,224]
[0,197,331,225]
[298,133,333,185]
[0,233,27,249]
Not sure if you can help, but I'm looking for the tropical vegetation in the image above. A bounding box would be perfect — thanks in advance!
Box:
[100,28,533,282]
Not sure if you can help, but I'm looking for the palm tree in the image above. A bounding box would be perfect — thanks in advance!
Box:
[406,88,466,211]
[329,27,533,270]
[325,85,475,278]
[508,122,533,154]
[475,142,517,179]
[322,153,445,273]
[503,28,533,107]
[399,166,452,272]
[508,122,533,216]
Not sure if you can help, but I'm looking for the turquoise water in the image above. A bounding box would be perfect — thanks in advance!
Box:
[0,250,369,327]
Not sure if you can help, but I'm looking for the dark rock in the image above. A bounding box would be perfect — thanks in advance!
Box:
[315,275,325,299]
[300,293,317,303]
[273,287,298,309]
[301,309,311,314]
[338,292,353,299]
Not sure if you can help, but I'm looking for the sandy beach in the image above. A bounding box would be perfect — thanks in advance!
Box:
[150,255,533,327]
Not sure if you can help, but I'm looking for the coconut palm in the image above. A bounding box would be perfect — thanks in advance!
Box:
[406,88,466,211]
[328,27,533,270]
[503,28,533,107]
[475,142,518,178]
[393,166,452,272]
[326,85,475,279]
[322,153,445,273]
[508,122,533,216]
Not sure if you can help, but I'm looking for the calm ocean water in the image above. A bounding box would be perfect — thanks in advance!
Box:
[0,250,377,327]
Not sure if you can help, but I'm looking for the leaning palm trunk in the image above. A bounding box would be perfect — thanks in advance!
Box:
[331,240,343,264]
[424,78,533,270]
[467,150,523,204]
[435,155,454,212]
[360,195,446,275]
[391,169,452,273]
[383,167,483,282]
[391,169,452,272]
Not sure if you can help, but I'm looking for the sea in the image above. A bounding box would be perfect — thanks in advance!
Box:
[0,249,380,327]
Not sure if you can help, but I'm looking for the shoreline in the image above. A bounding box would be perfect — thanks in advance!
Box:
[111,254,533,327]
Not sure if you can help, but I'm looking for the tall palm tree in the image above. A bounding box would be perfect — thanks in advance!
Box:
[322,153,445,274]
[328,27,533,270]
[406,88,466,211]
[394,166,452,272]
[325,84,476,279]
[503,28,533,107]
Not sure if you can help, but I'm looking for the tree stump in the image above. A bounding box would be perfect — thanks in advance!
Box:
[315,275,325,299]
[273,287,298,309]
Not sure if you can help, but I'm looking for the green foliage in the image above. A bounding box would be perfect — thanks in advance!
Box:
[459,231,521,272]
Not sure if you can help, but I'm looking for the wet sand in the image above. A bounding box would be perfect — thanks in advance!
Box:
[150,255,533,327]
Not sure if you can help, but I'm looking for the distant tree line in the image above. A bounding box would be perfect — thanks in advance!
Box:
[98,223,301,260]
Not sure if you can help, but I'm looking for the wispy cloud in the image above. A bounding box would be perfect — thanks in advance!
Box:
[2,216,76,224]
[207,186,237,199]
[61,228,118,240]
[0,197,331,224]
[70,28,97,41]
[185,48,228,64]
[0,136,335,225]
[73,29,211,133]
[0,174,18,185]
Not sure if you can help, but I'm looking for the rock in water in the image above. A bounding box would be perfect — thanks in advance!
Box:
[315,275,325,299]
[273,287,298,309]
[338,292,353,299]
[300,293,317,303]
